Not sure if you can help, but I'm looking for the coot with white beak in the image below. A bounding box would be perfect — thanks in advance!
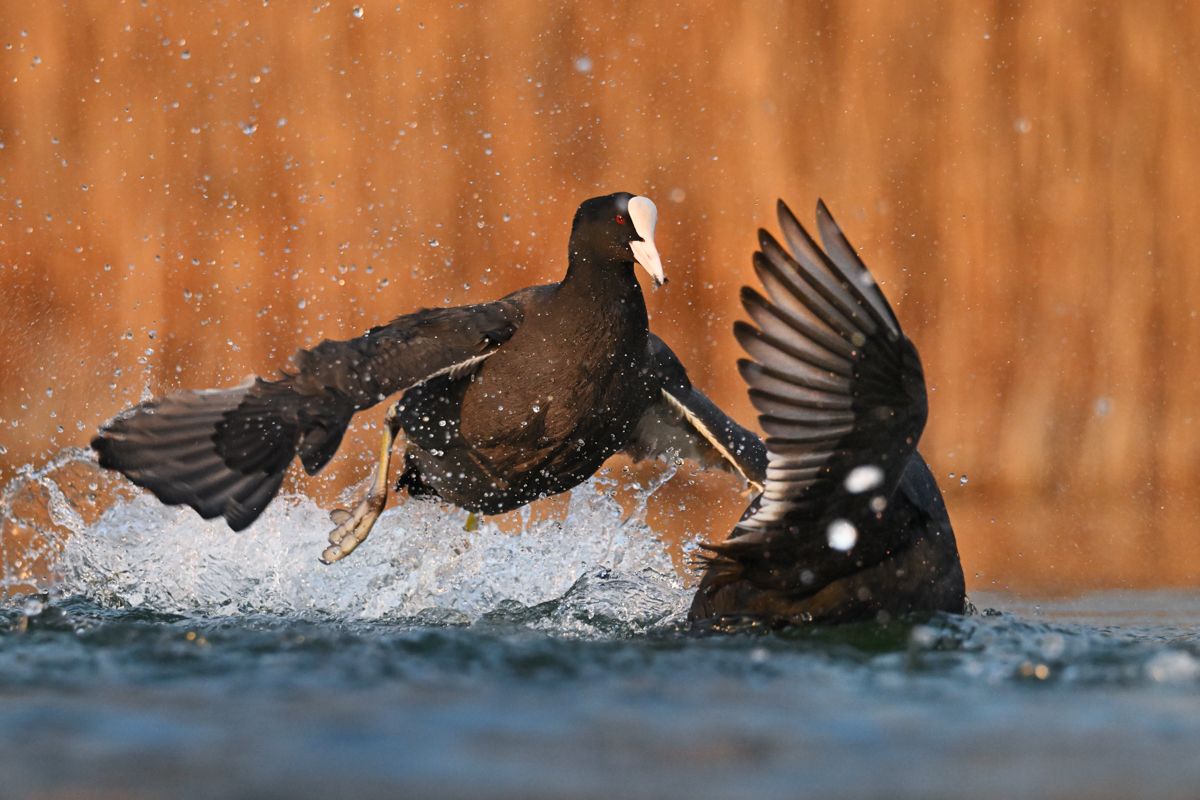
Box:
[92,193,767,563]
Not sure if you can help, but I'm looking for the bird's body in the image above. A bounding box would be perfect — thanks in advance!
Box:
[688,201,966,627]
[395,268,657,514]
[691,452,964,625]
[92,193,767,562]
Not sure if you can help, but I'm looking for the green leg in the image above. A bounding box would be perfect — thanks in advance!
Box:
[320,405,402,564]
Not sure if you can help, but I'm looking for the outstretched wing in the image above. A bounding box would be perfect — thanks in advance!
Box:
[626,334,767,489]
[92,289,538,530]
[707,200,928,571]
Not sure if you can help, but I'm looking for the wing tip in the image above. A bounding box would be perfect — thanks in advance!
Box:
[777,197,799,227]
[815,197,833,221]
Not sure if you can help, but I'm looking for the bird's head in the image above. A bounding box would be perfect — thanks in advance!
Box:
[570,192,665,287]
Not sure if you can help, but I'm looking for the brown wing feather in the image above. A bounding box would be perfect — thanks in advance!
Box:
[92,291,532,530]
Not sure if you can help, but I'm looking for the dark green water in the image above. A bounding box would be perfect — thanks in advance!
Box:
[2,455,1199,799]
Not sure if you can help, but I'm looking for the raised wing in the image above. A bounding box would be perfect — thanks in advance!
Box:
[705,200,928,583]
[92,292,531,530]
[626,334,767,489]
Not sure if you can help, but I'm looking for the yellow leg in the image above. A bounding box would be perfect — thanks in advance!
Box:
[464,512,479,532]
[320,405,402,564]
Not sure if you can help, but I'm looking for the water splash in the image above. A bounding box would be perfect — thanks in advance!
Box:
[1,447,120,597]
[2,450,690,629]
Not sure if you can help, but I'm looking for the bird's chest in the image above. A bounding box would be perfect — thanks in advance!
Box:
[459,306,650,455]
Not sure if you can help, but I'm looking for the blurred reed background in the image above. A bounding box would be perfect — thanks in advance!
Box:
[1,1,1197,594]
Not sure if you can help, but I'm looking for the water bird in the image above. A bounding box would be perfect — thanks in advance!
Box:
[92,193,766,563]
[689,200,966,626]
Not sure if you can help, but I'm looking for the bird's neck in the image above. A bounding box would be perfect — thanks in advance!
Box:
[555,250,649,358]
[560,250,642,305]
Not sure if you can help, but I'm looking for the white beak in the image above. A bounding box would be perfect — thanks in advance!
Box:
[627,195,665,287]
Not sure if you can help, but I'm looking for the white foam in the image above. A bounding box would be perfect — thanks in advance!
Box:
[4,451,689,625]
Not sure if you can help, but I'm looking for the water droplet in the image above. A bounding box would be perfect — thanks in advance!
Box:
[352,5,365,18]
[1014,117,1032,134]
[910,624,937,647]
[428,238,440,248]
[573,56,593,73]
[844,465,884,494]
[297,298,307,309]
[669,188,686,203]
[826,519,858,552]
[180,50,191,60]
[241,121,258,136]
[958,474,969,486]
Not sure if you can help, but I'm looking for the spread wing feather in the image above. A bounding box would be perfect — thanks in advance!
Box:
[92,291,534,530]
[704,200,929,592]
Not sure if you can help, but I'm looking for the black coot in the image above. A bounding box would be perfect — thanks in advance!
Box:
[689,200,966,626]
[93,193,766,563]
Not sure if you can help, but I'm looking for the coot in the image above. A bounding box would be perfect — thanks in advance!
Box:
[689,200,965,626]
[93,193,766,563]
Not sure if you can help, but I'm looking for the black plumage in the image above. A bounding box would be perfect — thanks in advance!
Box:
[688,200,966,626]
[92,193,766,555]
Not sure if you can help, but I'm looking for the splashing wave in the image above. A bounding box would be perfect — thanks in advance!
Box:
[2,450,691,628]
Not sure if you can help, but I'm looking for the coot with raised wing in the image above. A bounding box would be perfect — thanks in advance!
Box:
[689,200,965,626]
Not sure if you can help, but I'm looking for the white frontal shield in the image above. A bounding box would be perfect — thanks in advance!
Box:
[627,195,665,287]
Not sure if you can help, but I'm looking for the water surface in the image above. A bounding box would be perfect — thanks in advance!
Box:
[2,455,1198,799]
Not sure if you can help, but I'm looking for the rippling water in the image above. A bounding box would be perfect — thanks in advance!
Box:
[2,454,1199,799]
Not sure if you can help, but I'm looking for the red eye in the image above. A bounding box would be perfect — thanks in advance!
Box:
[616,214,626,225]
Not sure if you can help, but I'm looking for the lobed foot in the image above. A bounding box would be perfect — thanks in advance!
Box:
[319,404,401,565]
[319,488,387,564]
